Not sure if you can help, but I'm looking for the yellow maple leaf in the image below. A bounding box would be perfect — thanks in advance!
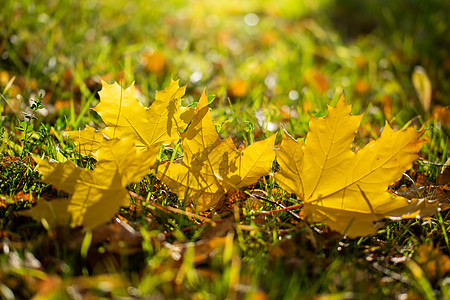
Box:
[19,200,72,227]
[20,138,157,229]
[157,90,276,211]
[275,93,428,237]
[65,125,105,156]
[65,79,194,154]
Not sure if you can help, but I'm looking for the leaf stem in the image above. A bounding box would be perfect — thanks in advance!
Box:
[128,190,215,225]
[247,192,302,220]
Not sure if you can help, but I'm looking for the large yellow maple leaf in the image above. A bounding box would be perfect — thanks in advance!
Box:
[20,138,157,229]
[157,90,276,211]
[65,79,194,155]
[275,94,427,237]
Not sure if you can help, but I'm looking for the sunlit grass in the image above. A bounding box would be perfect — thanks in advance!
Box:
[0,0,449,298]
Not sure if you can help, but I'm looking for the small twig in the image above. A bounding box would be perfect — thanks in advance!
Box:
[418,159,449,167]
[163,217,228,239]
[258,203,303,215]
[128,191,215,225]
[248,193,302,221]
[372,262,412,285]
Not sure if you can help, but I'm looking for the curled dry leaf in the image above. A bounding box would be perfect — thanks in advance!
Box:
[275,93,430,237]
[157,90,276,211]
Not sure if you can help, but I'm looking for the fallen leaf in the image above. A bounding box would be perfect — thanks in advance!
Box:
[213,189,251,216]
[158,90,276,211]
[412,66,432,113]
[13,191,35,204]
[382,95,392,119]
[33,274,127,299]
[19,138,157,229]
[432,105,450,126]
[414,244,450,280]
[65,79,194,154]
[437,169,450,187]
[354,56,367,68]
[53,99,71,111]
[65,125,104,156]
[192,236,228,264]
[78,218,146,255]
[33,275,64,300]
[228,79,248,98]
[19,199,72,227]
[275,93,428,237]
[393,171,450,215]
[355,79,370,94]
[140,50,166,73]
[305,69,328,94]
[201,215,234,239]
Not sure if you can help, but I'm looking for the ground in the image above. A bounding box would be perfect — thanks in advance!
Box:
[0,0,449,298]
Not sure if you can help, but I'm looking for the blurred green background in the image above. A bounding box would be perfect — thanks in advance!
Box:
[1,0,449,137]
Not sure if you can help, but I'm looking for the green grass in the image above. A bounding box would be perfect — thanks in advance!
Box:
[1,0,449,298]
